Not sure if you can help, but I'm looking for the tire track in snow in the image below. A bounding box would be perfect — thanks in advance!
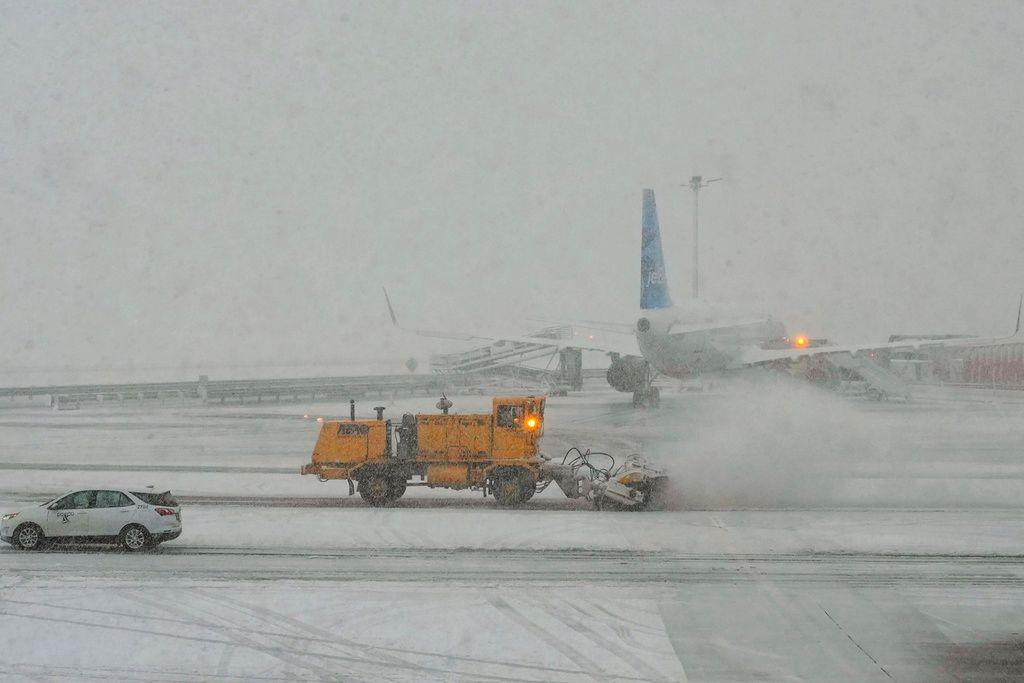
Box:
[122,590,346,681]
[0,661,297,681]
[540,598,674,682]
[2,594,594,681]
[185,589,577,683]
[191,587,417,679]
[487,596,625,682]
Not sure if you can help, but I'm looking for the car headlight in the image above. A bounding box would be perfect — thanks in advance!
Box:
[1,513,18,521]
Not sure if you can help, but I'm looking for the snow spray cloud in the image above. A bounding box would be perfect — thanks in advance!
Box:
[642,375,889,509]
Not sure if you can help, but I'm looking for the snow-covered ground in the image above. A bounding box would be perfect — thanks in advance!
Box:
[2,381,1024,680]
[2,380,1024,508]
[2,545,1023,681]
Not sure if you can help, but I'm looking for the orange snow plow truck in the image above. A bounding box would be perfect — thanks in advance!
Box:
[301,396,548,506]
[301,395,668,509]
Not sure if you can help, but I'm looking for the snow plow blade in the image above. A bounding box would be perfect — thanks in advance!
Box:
[540,449,668,511]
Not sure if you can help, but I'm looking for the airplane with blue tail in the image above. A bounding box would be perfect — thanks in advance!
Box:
[388,189,1023,405]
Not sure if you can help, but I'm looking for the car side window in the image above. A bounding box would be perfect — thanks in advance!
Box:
[51,490,95,510]
[95,490,132,508]
[75,490,97,509]
[49,494,74,511]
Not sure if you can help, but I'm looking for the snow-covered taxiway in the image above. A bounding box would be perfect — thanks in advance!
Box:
[2,379,1023,681]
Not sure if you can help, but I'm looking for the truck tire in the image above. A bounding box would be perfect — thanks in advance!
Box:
[358,474,392,507]
[492,469,535,507]
[388,479,407,502]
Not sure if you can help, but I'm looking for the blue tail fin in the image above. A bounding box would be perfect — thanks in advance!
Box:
[641,189,672,310]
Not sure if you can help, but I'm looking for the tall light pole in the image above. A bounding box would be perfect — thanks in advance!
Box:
[686,175,721,299]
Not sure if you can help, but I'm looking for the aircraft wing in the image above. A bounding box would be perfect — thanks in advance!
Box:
[399,325,641,357]
[525,316,638,335]
[384,289,642,357]
[734,333,1018,367]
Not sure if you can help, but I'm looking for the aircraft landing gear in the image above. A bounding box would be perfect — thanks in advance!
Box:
[632,381,660,408]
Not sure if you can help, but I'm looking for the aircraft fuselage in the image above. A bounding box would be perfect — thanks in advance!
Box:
[635,304,785,378]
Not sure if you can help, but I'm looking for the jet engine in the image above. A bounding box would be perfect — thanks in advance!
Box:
[606,355,650,393]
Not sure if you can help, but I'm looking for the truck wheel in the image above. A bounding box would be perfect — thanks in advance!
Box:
[492,470,535,507]
[388,479,407,502]
[358,474,391,507]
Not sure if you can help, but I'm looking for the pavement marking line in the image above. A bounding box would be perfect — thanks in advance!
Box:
[819,604,895,680]
[750,567,879,679]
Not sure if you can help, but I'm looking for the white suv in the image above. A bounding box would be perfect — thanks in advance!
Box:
[1,487,182,552]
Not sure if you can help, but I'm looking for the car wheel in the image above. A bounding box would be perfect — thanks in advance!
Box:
[119,524,150,552]
[13,523,44,550]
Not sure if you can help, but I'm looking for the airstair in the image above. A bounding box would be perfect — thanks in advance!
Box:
[826,352,911,400]
[430,326,584,390]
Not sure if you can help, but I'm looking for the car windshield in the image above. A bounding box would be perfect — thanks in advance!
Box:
[130,491,178,506]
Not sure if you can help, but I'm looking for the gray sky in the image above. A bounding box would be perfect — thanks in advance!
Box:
[2,1,1023,379]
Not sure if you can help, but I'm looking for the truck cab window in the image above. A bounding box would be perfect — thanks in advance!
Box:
[496,404,524,428]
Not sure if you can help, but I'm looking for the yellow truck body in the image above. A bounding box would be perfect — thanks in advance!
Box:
[301,396,546,505]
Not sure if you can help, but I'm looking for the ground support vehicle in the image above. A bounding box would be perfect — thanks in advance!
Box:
[300,396,668,509]
[1,487,182,551]
[301,396,547,506]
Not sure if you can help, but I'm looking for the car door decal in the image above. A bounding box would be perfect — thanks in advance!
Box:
[57,512,73,524]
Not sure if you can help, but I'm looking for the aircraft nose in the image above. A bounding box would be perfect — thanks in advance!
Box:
[636,317,650,333]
